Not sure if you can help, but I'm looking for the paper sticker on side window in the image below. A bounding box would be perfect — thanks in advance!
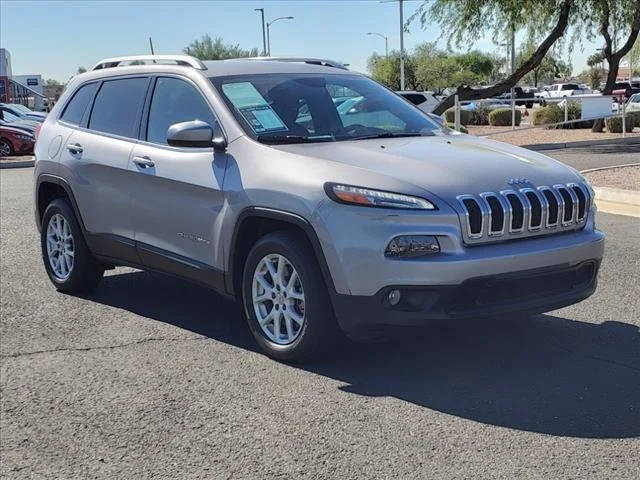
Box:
[222,82,288,133]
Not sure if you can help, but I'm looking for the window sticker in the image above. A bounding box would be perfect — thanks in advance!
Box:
[222,82,288,133]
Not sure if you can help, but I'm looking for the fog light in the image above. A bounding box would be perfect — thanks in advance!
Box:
[388,289,401,306]
[385,235,440,258]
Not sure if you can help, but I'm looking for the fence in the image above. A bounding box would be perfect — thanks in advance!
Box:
[451,92,633,139]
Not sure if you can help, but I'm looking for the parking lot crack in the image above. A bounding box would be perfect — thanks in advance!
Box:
[0,336,206,359]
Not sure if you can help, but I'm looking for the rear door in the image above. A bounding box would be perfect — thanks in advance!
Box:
[61,76,150,263]
[128,75,227,285]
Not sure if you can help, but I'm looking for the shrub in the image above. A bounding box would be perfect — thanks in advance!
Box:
[488,108,522,126]
[625,111,640,129]
[470,104,491,125]
[444,108,473,126]
[446,123,468,133]
[605,115,635,133]
[532,101,592,129]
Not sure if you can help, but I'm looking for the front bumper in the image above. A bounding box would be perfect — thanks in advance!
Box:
[332,260,600,337]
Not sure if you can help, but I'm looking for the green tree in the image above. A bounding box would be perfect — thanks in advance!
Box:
[589,66,603,89]
[45,79,61,86]
[517,40,572,86]
[574,0,640,131]
[368,51,417,90]
[623,39,639,76]
[408,0,575,114]
[184,34,258,60]
[76,66,87,74]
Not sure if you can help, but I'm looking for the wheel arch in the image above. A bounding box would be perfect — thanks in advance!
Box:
[36,174,86,235]
[226,207,337,299]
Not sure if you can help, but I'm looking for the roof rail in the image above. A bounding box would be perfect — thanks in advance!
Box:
[92,55,206,71]
[236,57,348,70]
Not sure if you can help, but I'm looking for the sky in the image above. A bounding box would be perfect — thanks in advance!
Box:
[0,0,601,83]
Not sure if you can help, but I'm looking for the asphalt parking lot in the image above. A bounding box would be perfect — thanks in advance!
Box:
[1,164,639,479]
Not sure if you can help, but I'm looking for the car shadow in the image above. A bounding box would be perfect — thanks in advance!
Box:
[84,269,640,440]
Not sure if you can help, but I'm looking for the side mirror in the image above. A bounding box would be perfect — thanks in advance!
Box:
[167,120,226,151]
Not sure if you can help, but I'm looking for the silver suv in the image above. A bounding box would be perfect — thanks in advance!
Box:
[34,55,604,361]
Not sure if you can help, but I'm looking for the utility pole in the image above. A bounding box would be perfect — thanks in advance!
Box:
[149,37,155,55]
[381,0,405,89]
[254,8,267,56]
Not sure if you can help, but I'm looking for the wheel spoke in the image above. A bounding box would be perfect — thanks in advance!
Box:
[273,310,282,340]
[258,310,274,326]
[286,270,298,291]
[287,308,304,326]
[255,273,273,293]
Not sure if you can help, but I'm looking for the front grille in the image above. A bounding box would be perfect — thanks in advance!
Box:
[457,182,590,244]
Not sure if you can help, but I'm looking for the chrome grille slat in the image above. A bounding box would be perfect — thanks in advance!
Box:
[458,182,590,245]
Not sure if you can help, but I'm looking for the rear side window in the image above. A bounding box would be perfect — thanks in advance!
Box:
[89,77,148,138]
[146,77,215,145]
[60,83,98,125]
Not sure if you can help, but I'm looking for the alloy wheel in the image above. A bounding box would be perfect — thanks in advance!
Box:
[252,253,305,345]
[46,213,75,280]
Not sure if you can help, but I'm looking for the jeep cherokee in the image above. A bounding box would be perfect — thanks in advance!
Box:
[34,55,604,361]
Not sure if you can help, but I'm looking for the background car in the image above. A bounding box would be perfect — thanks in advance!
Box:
[397,90,441,113]
[494,86,534,108]
[0,124,35,156]
[1,104,46,123]
[461,98,509,112]
[1,103,47,122]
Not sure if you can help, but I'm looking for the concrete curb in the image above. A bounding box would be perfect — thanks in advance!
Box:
[594,186,640,218]
[581,163,640,174]
[0,160,35,169]
[523,137,640,151]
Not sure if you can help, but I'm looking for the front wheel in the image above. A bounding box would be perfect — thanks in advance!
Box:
[40,199,104,292]
[242,231,339,362]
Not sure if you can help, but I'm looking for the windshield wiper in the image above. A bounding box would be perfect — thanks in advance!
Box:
[349,132,433,141]
[256,134,334,144]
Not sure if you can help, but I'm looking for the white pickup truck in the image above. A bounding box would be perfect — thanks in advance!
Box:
[536,83,590,103]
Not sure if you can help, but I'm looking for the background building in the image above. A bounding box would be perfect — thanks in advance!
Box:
[0,48,46,110]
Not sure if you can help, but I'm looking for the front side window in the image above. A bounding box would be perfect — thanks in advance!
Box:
[60,82,98,125]
[146,77,216,145]
[88,77,148,138]
[212,73,441,144]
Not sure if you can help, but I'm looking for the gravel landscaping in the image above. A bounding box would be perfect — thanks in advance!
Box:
[467,125,640,147]
[584,165,640,191]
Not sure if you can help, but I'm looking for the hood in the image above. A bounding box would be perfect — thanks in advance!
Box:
[272,133,581,200]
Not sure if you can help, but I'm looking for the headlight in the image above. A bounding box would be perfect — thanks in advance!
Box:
[15,134,34,141]
[325,183,436,210]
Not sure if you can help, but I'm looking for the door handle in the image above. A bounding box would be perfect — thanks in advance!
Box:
[132,156,155,168]
[66,143,83,154]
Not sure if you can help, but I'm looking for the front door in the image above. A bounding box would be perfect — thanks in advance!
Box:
[128,76,227,288]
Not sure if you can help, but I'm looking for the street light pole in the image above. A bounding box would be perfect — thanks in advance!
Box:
[399,0,405,90]
[266,16,294,56]
[367,32,388,58]
[254,8,267,56]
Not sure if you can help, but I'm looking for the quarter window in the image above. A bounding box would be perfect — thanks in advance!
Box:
[146,77,216,145]
[60,83,98,125]
[88,77,148,138]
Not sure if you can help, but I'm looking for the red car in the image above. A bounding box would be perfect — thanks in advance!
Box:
[0,124,35,156]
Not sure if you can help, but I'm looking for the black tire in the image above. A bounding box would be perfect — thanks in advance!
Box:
[242,230,339,362]
[40,198,104,292]
[0,138,14,157]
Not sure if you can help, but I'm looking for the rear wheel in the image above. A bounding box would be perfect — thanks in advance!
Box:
[0,138,13,157]
[41,199,104,292]
[242,231,338,362]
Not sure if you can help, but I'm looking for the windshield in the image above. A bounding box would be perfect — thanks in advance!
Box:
[211,73,442,144]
